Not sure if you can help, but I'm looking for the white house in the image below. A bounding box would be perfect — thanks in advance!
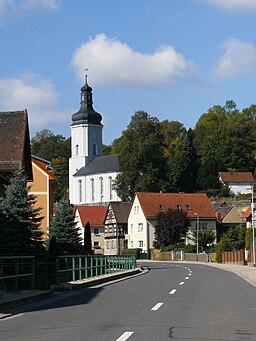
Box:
[127,192,217,257]
[69,77,121,206]
[218,172,254,196]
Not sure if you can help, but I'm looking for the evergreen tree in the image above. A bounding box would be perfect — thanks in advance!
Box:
[1,170,44,255]
[84,222,92,254]
[50,196,82,254]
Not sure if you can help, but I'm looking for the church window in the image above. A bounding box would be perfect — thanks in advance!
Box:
[78,180,82,202]
[92,143,97,156]
[109,176,113,200]
[100,177,104,197]
[75,144,79,156]
[91,178,95,202]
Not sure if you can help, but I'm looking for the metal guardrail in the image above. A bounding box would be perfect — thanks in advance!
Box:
[56,255,136,284]
[0,256,35,292]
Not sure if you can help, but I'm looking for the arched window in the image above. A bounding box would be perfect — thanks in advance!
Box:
[78,180,82,203]
[91,178,95,202]
[92,143,97,156]
[109,176,113,200]
[75,144,79,156]
[100,177,104,197]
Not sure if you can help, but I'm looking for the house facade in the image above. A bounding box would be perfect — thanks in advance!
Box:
[27,156,57,239]
[104,202,132,256]
[127,192,217,256]
[74,205,107,254]
[218,172,254,196]
[69,77,120,206]
[0,110,33,197]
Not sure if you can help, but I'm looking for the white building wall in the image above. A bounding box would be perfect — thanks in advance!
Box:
[229,183,252,195]
[127,195,149,252]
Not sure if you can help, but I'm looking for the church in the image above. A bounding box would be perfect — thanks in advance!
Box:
[69,77,121,206]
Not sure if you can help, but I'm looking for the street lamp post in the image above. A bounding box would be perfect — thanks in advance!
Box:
[251,186,255,266]
[194,213,199,255]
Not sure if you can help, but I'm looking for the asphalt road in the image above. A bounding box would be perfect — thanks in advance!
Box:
[1,262,256,341]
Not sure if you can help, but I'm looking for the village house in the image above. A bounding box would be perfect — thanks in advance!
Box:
[127,192,217,257]
[104,202,132,256]
[74,205,107,254]
[218,172,254,196]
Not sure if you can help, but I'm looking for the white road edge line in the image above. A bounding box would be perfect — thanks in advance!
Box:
[151,303,163,311]
[169,289,177,295]
[179,281,184,285]
[115,331,134,341]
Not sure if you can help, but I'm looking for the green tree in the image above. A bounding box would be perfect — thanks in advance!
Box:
[154,208,190,249]
[84,222,92,254]
[191,229,216,252]
[49,196,82,254]
[1,170,44,255]
[115,111,168,201]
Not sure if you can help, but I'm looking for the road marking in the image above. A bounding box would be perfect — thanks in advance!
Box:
[169,289,177,295]
[185,276,189,280]
[188,268,190,271]
[151,303,163,311]
[179,281,184,285]
[116,331,134,341]
[189,273,192,276]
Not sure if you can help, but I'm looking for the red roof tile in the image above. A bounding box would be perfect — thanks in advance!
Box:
[76,206,107,227]
[135,192,216,220]
[219,172,254,183]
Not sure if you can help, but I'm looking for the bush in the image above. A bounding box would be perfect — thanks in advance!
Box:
[183,244,197,253]
[122,248,141,259]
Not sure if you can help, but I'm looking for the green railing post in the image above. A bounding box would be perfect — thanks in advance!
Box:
[85,257,88,278]
[72,257,75,281]
[79,257,82,280]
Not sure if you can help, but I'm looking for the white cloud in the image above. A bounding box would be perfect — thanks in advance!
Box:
[71,34,196,87]
[212,39,256,80]
[21,0,60,11]
[0,73,68,131]
[204,0,256,11]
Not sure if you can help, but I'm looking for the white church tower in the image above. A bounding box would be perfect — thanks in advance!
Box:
[69,77,103,204]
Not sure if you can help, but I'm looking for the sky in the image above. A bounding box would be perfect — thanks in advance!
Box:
[0,0,256,145]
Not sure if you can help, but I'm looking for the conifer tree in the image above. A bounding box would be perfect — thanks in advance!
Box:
[1,170,44,255]
[84,222,92,254]
[50,196,82,254]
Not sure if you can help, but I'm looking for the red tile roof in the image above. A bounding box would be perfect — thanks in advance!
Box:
[32,156,55,181]
[219,172,254,183]
[76,205,107,227]
[241,206,251,219]
[135,192,216,220]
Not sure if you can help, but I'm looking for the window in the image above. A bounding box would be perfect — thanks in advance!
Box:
[91,178,95,202]
[130,224,133,233]
[100,177,104,197]
[159,204,164,210]
[106,241,110,249]
[136,206,139,214]
[111,240,114,249]
[78,180,82,203]
[139,240,143,248]
[134,206,136,214]
[94,228,100,235]
[185,204,191,210]
[138,223,143,232]
[109,176,113,200]
[75,144,79,156]
[92,143,97,156]
[94,241,99,248]
[176,204,181,210]
[131,241,133,248]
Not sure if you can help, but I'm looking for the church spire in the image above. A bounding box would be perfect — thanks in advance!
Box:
[71,77,102,126]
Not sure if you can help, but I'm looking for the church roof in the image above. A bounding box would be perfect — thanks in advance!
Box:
[74,155,119,176]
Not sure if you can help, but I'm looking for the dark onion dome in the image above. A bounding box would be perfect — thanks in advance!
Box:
[71,77,102,126]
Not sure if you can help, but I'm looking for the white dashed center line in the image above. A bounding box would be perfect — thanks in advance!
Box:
[179,281,184,285]
[185,277,189,280]
[151,303,163,311]
[169,289,177,295]
[116,331,134,341]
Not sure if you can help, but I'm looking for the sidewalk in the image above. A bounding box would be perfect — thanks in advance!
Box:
[0,268,141,313]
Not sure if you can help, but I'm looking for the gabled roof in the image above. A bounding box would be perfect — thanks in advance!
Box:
[108,202,132,224]
[241,206,251,219]
[74,155,118,176]
[0,110,33,180]
[219,172,254,183]
[135,192,216,220]
[75,205,107,227]
[32,155,55,181]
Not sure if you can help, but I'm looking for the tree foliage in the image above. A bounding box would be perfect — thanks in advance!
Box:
[154,209,190,248]
[191,229,216,252]
[84,222,92,254]
[115,111,169,201]
[49,196,82,254]
[0,170,44,255]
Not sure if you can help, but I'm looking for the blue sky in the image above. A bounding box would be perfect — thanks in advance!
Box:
[1,0,256,145]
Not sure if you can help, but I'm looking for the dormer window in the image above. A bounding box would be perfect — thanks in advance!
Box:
[176,204,181,210]
[185,204,191,210]
[159,204,164,210]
